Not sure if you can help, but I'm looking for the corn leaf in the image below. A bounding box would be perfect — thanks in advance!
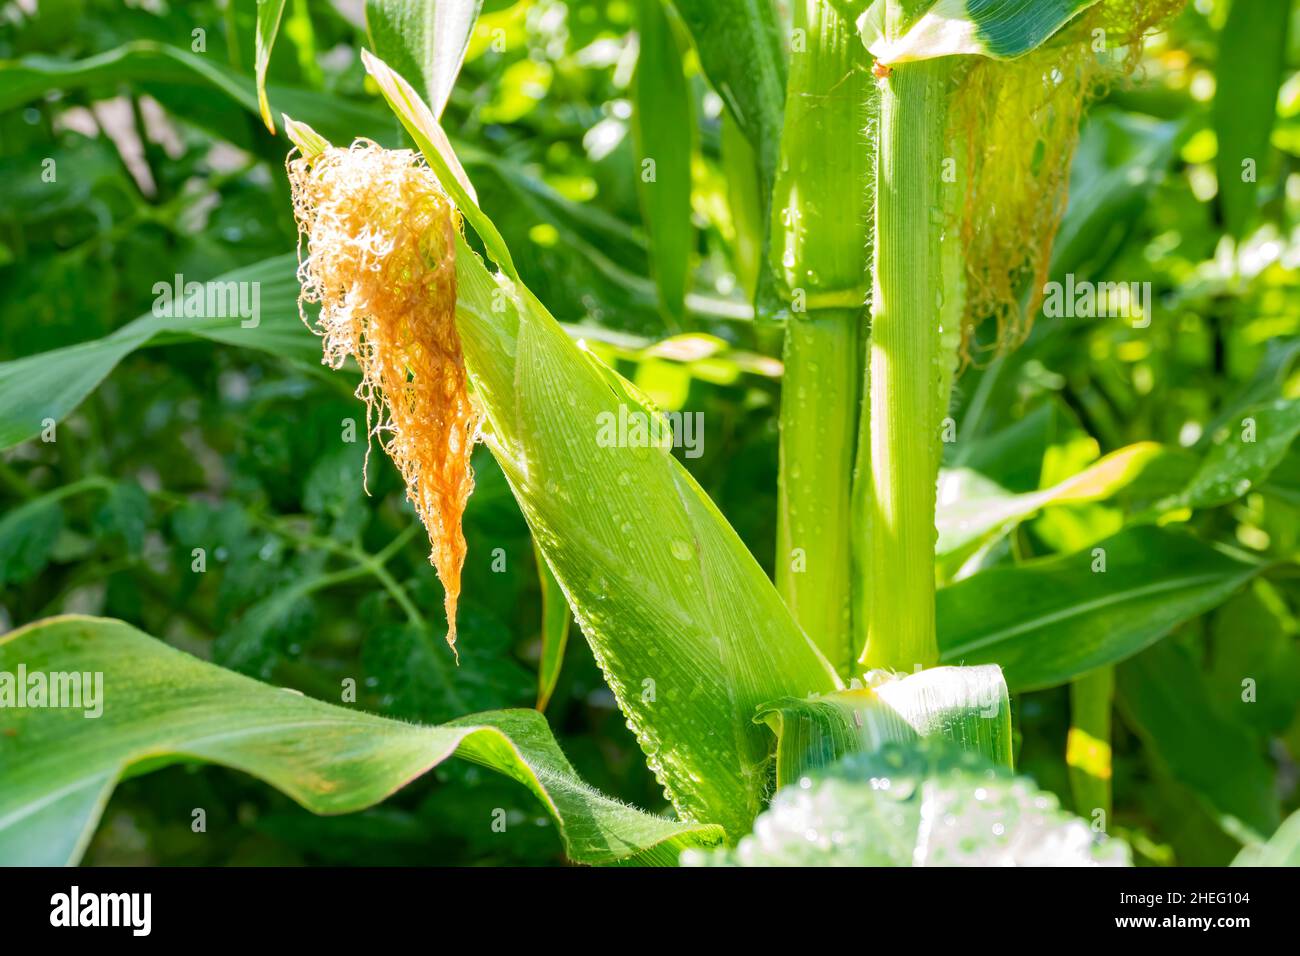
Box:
[666,0,786,319]
[533,542,571,712]
[0,42,393,145]
[0,616,723,866]
[254,0,289,132]
[1233,809,1300,867]
[1155,399,1300,513]
[1117,640,1279,841]
[1214,0,1290,240]
[860,0,1100,64]
[937,526,1264,691]
[684,739,1130,866]
[757,664,1013,787]
[365,0,484,118]
[937,441,1167,561]
[0,256,308,450]
[633,0,694,326]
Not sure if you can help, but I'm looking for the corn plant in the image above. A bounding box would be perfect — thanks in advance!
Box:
[4,0,1300,868]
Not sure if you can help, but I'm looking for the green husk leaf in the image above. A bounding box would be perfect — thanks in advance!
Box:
[360,49,517,280]
[453,235,838,839]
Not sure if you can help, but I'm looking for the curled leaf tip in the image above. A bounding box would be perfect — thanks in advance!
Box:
[287,141,478,654]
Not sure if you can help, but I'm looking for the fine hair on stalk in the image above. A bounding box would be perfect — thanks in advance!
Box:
[287,140,478,657]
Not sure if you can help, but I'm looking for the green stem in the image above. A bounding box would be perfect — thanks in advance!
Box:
[772,1,870,676]
[777,312,859,672]
[859,56,952,672]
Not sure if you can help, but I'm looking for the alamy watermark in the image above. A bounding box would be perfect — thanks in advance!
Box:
[595,404,704,459]
[152,273,260,328]
[50,886,151,936]
[0,665,103,718]
[1042,273,1151,328]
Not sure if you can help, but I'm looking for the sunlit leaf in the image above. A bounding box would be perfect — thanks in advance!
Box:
[366,0,484,118]
[859,0,1099,64]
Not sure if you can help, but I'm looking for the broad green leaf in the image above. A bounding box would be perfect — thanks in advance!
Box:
[937,441,1165,560]
[1117,640,1279,841]
[1156,399,1300,512]
[0,256,311,450]
[1233,808,1300,867]
[860,0,1099,64]
[937,526,1263,691]
[1208,587,1300,738]
[757,664,1012,787]
[683,740,1130,866]
[366,0,484,118]
[254,0,289,132]
[0,616,723,866]
[1214,0,1290,240]
[533,542,571,712]
[633,0,694,326]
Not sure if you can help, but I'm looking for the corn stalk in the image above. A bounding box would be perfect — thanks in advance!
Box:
[772,0,871,676]
[857,5,954,671]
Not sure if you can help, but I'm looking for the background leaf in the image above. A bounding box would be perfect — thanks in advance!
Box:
[1213,0,1290,240]
[1117,639,1279,841]
[937,526,1263,690]
[633,0,694,326]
